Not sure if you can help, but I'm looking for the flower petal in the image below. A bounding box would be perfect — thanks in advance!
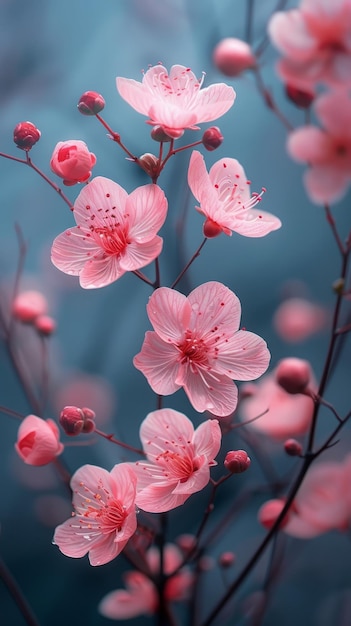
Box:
[215,329,270,380]
[139,409,195,457]
[187,281,241,337]
[133,331,182,395]
[184,370,238,417]
[127,184,168,241]
[73,176,128,228]
[51,228,100,276]
[119,236,163,271]
[79,256,125,289]
[147,287,191,342]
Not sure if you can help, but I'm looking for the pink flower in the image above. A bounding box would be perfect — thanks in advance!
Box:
[133,281,270,417]
[51,176,167,289]
[287,90,351,204]
[15,415,64,466]
[53,463,137,566]
[131,408,221,513]
[99,543,192,619]
[12,289,48,323]
[268,0,351,90]
[274,296,328,341]
[116,64,235,139]
[187,151,281,238]
[50,140,96,186]
[213,38,256,77]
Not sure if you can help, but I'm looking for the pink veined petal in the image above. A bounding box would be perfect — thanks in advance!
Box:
[127,184,168,241]
[116,76,152,115]
[184,370,238,417]
[172,461,210,495]
[133,459,171,490]
[88,533,129,566]
[192,83,236,122]
[79,255,125,289]
[51,228,100,276]
[232,209,282,237]
[99,573,157,619]
[70,464,115,509]
[73,176,129,228]
[192,419,222,461]
[209,158,250,203]
[109,463,137,509]
[148,101,198,131]
[187,281,241,337]
[139,409,195,458]
[287,126,332,164]
[304,164,350,204]
[268,10,318,60]
[147,287,191,342]
[187,151,218,205]
[53,518,106,559]
[133,331,182,395]
[119,236,163,271]
[135,483,189,513]
[214,329,270,380]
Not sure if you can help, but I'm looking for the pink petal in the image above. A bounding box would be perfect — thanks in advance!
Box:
[315,90,351,137]
[119,236,163,271]
[139,409,195,457]
[209,158,250,202]
[73,176,128,228]
[89,533,129,566]
[135,483,189,513]
[71,464,114,509]
[148,101,198,131]
[192,419,222,460]
[99,572,156,619]
[147,287,191,342]
[193,82,236,123]
[79,256,125,289]
[184,370,238,416]
[187,281,241,336]
[127,184,168,241]
[51,228,100,276]
[304,165,350,204]
[287,126,332,164]
[133,331,182,395]
[188,151,217,205]
[172,462,210,495]
[268,11,317,61]
[116,76,152,115]
[232,209,282,237]
[53,518,105,559]
[215,329,270,380]
[109,463,137,509]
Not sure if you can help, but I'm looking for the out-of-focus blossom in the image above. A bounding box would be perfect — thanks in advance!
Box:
[15,415,64,466]
[287,90,351,204]
[34,314,56,335]
[53,464,137,566]
[50,140,96,186]
[130,409,221,513]
[268,0,351,90]
[213,38,256,77]
[275,357,312,394]
[116,63,235,139]
[51,176,167,289]
[187,151,281,238]
[13,121,41,150]
[258,498,292,530]
[133,281,270,417]
[273,296,327,341]
[98,543,193,620]
[12,290,48,323]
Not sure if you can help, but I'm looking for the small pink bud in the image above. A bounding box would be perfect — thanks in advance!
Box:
[224,450,251,474]
[77,91,105,115]
[258,498,290,530]
[202,126,223,151]
[218,551,236,568]
[150,125,172,142]
[59,405,96,436]
[13,121,41,150]
[15,415,64,466]
[50,140,96,186]
[176,534,196,554]
[285,84,315,109]
[138,153,159,178]
[203,217,223,238]
[213,38,256,77]
[12,290,48,323]
[34,314,56,336]
[275,357,311,394]
[284,438,303,456]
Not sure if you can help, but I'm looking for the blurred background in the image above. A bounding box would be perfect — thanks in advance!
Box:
[1,0,351,625]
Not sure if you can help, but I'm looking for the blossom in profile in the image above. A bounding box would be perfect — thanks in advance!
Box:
[15,415,64,466]
[53,463,137,566]
[51,176,167,289]
[50,140,96,186]
[133,282,270,417]
[116,63,235,138]
[287,90,351,204]
[99,543,193,619]
[187,151,281,238]
[130,409,221,512]
[268,0,351,90]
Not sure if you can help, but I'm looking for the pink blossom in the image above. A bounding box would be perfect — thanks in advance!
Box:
[50,140,96,186]
[130,409,221,513]
[213,38,256,77]
[98,543,192,619]
[53,463,137,566]
[187,151,281,238]
[274,296,327,341]
[51,176,167,289]
[15,415,64,466]
[12,289,48,323]
[133,282,270,417]
[287,90,351,204]
[268,0,351,90]
[116,64,235,139]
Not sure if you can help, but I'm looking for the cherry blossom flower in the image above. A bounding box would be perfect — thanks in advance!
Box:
[53,463,137,566]
[116,64,235,139]
[129,409,221,512]
[15,415,64,466]
[268,0,351,90]
[287,90,351,204]
[187,151,281,238]
[51,176,167,289]
[133,282,270,417]
[50,140,96,186]
[98,543,193,619]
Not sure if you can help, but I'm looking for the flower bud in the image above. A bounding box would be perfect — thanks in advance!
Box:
[284,438,303,456]
[12,290,48,323]
[213,38,256,77]
[285,84,314,109]
[13,121,41,150]
[176,534,196,554]
[50,140,96,186]
[59,405,95,436]
[150,125,172,142]
[34,314,56,336]
[218,551,236,568]
[15,415,64,466]
[77,91,105,115]
[275,357,311,394]
[224,450,251,474]
[202,126,223,151]
[258,498,290,530]
[138,153,159,178]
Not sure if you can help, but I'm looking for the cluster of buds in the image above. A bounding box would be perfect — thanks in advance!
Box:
[59,405,96,436]
[12,290,56,336]
[224,449,251,474]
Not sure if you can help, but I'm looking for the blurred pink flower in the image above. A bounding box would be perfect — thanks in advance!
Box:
[274,296,327,341]
[130,409,221,513]
[53,463,137,566]
[287,90,351,204]
[15,415,64,466]
[50,140,96,186]
[268,0,351,90]
[116,64,235,138]
[12,289,48,323]
[188,151,281,238]
[51,176,167,289]
[133,281,270,417]
[99,543,193,620]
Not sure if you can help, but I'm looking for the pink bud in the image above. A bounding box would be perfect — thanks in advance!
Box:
[12,290,48,323]
[13,121,41,150]
[218,551,236,568]
[258,498,291,530]
[50,140,96,186]
[138,153,159,178]
[202,126,223,151]
[213,38,256,77]
[34,314,56,336]
[77,91,105,115]
[150,125,172,142]
[15,415,64,466]
[176,534,196,554]
[285,84,315,109]
[224,450,251,474]
[203,217,223,238]
[59,405,95,436]
[275,357,312,394]
[284,438,303,456]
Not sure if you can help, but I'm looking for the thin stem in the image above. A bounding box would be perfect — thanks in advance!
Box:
[171,238,207,289]
[324,204,345,255]
[246,0,255,45]
[93,428,145,456]
[132,269,154,287]
[252,66,293,132]
[0,554,41,626]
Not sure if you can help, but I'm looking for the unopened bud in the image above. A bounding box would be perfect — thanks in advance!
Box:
[284,438,303,456]
[258,498,290,530]
[138,153,159,178]
[224,450,251,474]
[13,121,41,150]
[77,91,105,115]
[150,126,172,142]
[176,534,196,554]
[275,357,311,394]
[202,126,223,151]
[213,38,256,77]
[59,405,95,436]
[218,551,236,568]
[285,84,314,109]
[12,290,48,323]
[34,314,56,336]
